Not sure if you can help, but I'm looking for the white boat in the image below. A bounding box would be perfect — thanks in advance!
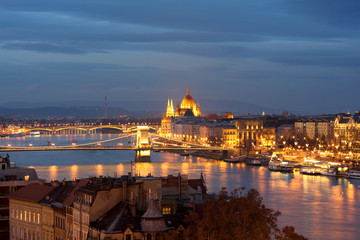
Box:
[246,159,262,166]
[224,155,246,163]
[268,159,294,173]
[300,167,322,175]
[30,131,40,136]
[346,170,360,179]
[321,168,337,177]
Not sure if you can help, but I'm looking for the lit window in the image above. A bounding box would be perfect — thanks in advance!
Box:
[37,213,40,224]
[20,211,23,220]
[24,211,27,221]
[24,175,30,181]
[162,208,171,215]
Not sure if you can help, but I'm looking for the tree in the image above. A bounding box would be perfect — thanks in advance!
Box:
[185,187,307,240]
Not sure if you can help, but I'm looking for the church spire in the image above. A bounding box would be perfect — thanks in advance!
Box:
[187,84,190,95]
[166,98,174,117]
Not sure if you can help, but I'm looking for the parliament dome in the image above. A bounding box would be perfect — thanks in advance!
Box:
[180,87,196,109]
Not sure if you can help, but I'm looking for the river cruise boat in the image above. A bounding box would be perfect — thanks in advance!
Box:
[180,150,196,156]
[268,159,294,173]
[300,167,322,175]
[245,154,270,166]
[246,159,262,166]
[224,155,247,163]
[346,170,360,179]
[320,168,337,177]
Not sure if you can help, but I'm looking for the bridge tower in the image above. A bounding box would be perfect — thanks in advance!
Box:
[135,126,151,162]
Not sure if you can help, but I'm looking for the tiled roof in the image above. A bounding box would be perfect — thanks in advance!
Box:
[188,179,206,195]
[0,167,39,181]
[63,178,90,206]
[142,199,163,219]
[91,201,141,233]
[164,213,185,228]
[41,182,77,207]
[8,184,54,202]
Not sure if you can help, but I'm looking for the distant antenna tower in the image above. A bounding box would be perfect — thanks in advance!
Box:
[104,96,108,119]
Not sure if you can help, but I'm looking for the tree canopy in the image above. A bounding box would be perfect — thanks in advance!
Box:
[184,187,307,240]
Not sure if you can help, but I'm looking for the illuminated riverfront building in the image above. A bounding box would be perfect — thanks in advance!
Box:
[166,86,201,118]
[161,86,201,137]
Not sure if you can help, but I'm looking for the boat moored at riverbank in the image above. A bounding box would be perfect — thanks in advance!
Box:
[346,170,360,179]
[300,166,322,175]
[223,155,247,163]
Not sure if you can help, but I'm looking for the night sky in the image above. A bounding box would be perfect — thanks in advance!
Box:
[1,1,359,114]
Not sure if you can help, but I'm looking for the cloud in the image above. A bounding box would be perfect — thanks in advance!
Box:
[2,42,86,54]
[267,56,360,68]
[0,0,360,113]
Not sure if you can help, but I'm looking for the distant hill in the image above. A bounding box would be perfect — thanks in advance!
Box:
[0,106,131,119]
[197,99,286,115]
[0,99,297,118]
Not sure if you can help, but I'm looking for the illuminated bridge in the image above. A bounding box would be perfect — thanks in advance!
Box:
[23,125,159,135]
[0,126,226,161]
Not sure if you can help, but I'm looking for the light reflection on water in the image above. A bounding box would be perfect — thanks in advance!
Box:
[2,135,360,240]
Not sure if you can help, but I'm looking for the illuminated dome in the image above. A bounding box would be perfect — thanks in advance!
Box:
[180,87,196,109]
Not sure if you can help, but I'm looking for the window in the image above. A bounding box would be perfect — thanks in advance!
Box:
[126,234,132,240]
[147,234,152,240]
[162,208,171,215]
[33,212,35,223]
[178,230,184,238]
[37,213,40,224]
[25,175,30,181]
[10,186,17,193]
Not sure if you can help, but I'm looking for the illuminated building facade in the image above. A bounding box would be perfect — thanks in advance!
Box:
[160,86,201,137]
[165,86,201,118]
[295,120,334,140]
[234,119,264,147]
[334,113,360,150]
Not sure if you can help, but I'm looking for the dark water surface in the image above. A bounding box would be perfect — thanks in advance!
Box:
[1,135,359,240]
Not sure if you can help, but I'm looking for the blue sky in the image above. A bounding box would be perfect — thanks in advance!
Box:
[1,0,360,113]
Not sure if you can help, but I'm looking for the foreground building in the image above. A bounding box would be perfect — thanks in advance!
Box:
[0,155,43,240]
[9,174,206,240]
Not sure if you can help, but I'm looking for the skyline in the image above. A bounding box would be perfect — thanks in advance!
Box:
[1,1,360,114]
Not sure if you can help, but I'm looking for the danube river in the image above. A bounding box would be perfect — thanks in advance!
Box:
[1,134,360,240]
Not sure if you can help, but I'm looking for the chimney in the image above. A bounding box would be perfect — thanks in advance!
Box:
[104,96,108,119]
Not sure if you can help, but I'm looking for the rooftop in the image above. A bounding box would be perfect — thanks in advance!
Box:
[9,183,54,202]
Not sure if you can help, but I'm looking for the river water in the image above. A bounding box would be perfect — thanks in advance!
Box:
[1,134,359,240]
